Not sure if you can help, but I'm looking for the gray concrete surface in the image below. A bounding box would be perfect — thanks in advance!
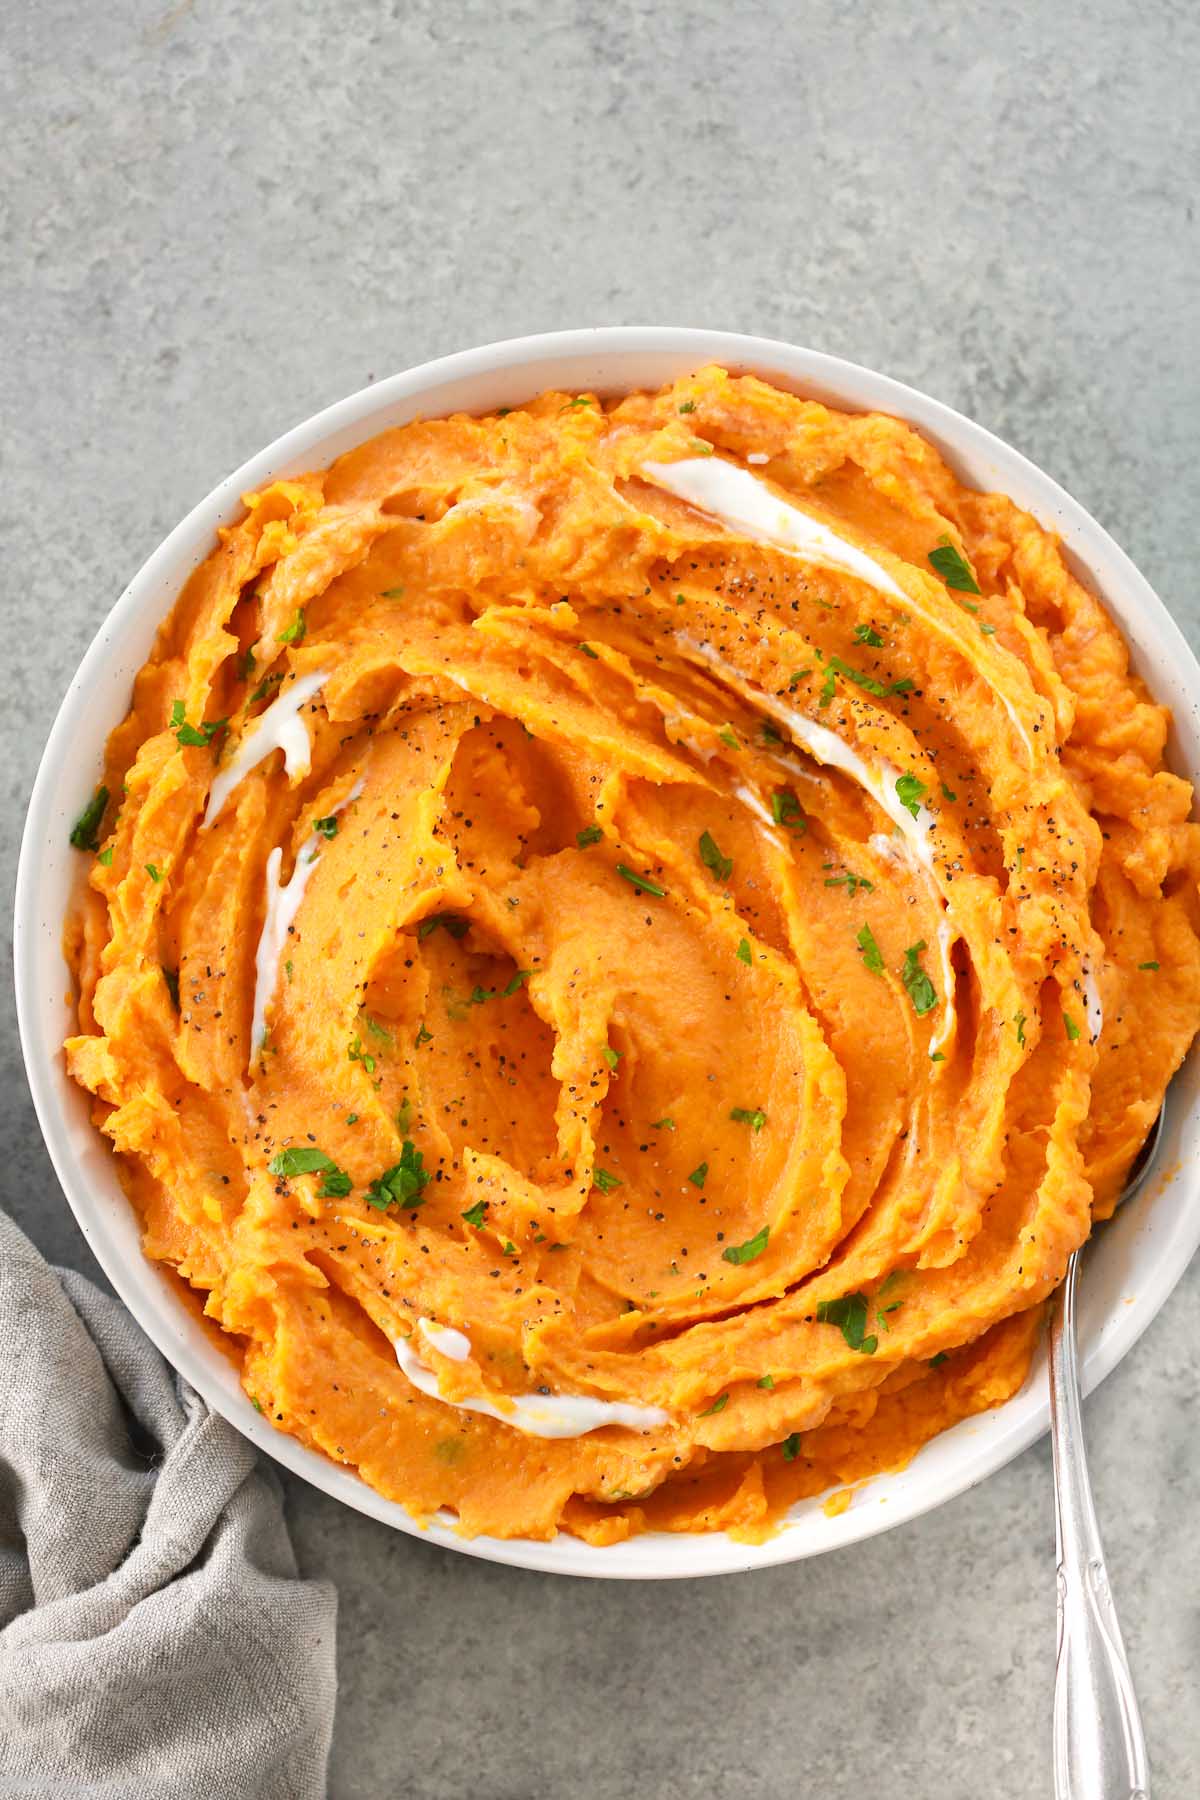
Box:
[3,1,1198,1795]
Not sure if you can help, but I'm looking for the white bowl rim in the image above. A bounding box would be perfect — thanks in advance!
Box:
[13,325,1200,1580]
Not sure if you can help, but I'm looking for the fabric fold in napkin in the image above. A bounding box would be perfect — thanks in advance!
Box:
[0,1208,336,1799]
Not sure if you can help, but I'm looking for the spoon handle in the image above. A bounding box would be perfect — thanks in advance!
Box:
[1048,1251,1150,1799]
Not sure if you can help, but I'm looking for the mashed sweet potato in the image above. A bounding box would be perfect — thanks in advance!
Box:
[65,368,1200,1543]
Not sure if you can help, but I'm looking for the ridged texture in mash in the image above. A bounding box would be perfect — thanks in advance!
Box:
[66,369,1200,1543]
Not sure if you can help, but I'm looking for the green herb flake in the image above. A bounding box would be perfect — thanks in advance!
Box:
[678,400,697,414]
[418,913,471,942]
[97,845,114,866]
[690,438,714,456]
[1014,1010,1027,1047]
[578,642,599,659]
[856,923,885,975]
[788,668,812,689]
[347,1036,376,1074]
[652,1116,676,1132]
[236,648,256,681]
[901,941,939,1018]
[312,815,338,839]
[1064,1012,1082,1042]
[895,773,928,819]
[853,623,884,648]
[770,788,806,832]
[687,1162,708,1189]
[940,781,957,803]
[365,1139,430,1211]
[162,966,180,1009]
[698,830,733,882]
[318,1168,353,1198]
[722,1224,769,1264]
[824,870,875,895]
[736,937,752,966]
[269,1146,337,1178]
[249,672,285,704]
[70,786,109,852]
[699,1393,728,1417]
[602,1046,621,1070]
[576,825,603,848]
[461,1200,488,1228]
[781,1432,802,1462]
[175,713,228,749]
[415,1024,433,1047]
[927,537,981,595]
[616,863,666,898]
[757,1374,775,1390]
[1139,961,1159,972]
[593,1167,622,1193]
[278,609,306,645]
[145,863,163,883]
[251,1396,264,1413]
[979,621,997,636]
[929,1352,949,1369]
[717,725,739,750]
[381,586,406,600]
[730,1106,767,1133]
[815,1292,877,1354]
[930,1050,946,1062]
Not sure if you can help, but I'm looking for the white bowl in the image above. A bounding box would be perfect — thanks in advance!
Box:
[15,329,1200,1579]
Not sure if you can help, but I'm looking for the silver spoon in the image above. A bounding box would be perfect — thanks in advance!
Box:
[1048,1105,1164,1800]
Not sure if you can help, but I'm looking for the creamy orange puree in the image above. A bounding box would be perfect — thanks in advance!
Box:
[65,369,1200,1544]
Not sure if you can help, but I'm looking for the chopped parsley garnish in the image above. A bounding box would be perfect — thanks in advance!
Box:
[757,1374,775,1390]
[723,1224,769,1264]
[318,1168,353,1198]
[1014,1010,1027,1047]
[652,1117,676,1131]
[1139,961,1159,971]
[461,1200,488,1228]
[70,785,109,852]
[699,1393,728,1416]
[770,788,805,831]
[782,1432,802,1461]
[602,1046,621,1070]
[269,1146,338,1178]
[940,781,957,803]
[237,647,256,681]
[678,400,697,414]
[365,1140,430,1210]
[593,1168,622,1193]
[930,1050,946,1062]
[929,1352,949,1369]
[348,1035,376,1074]
[278,609,306,645]
[365,1016,392,1043]
[468,969,532,1004]
[312,815,338,839]
[381,586,406,600]
[895,773,928,819]
[162,966,180,1009]
[687,1162,708,1189]
[717,725,738,750]
[730,1106,767,1133]
[824,871,874,895]
[927,536,981,594]
[417,913,470,942]
[818,664,837,707]
[97,846,114,866]
[172,702,228,749]
[736,938,752,966]
[561,395,596,411]
[396,1097,413,1133]
[856,923,884,975]
[853,623,884,647]
[815,1292,877,1355]
[1064,1012,1082,1042]
[788,668,812,689]
[616,863,666,898]
[578,642,599,659]
[145,863,163,883]
[415,1023,433,1047]
[900,941,938,1017]
[249,672,285,704]
[690,438,714,456]
[760,721,784,746]
[576,825,603,848]
[698,830,732,881]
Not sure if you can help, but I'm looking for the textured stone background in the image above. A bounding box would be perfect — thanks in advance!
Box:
[3,2,1198,1795]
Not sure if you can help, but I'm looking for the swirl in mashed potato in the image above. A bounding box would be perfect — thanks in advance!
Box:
[66,368,1200,1542]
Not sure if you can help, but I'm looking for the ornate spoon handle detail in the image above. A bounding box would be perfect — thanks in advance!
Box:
[1048,1251,1150,1800]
